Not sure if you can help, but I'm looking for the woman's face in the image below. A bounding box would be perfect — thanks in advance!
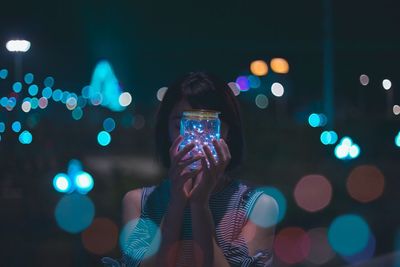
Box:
[168,98,229,143]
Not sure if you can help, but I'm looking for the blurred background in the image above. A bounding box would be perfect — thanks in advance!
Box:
[0,0,399,266]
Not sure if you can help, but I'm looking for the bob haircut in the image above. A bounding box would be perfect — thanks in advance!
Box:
[154,71,245,172]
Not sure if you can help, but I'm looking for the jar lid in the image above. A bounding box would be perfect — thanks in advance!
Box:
[183,109,221,119]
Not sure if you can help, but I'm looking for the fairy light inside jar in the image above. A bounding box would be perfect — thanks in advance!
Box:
[179,109,221,170]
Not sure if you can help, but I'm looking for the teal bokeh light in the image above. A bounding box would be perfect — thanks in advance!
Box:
[28,84,39,96]
[0,122,5,133]
[44,76,55,87]
[13,82,22,93]
[12,121,21,132]
[72,108,83,120]
[103,118,116,132]
[54,193,95,233]
[75,171,94,194]
[328,214,370,256]
[52,89,63,102]
[19,130,33,144]
[248,75,261,89]
[24,73,34,84]
[308,113,320,127]
[53,173,72,193]
[97,131,111,146]
[257,186,286,223]
[0,69,8,79]
[395,132,400,148]
[42,87,53,99]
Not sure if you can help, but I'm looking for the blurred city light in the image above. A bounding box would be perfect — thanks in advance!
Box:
[255,94,268,109]
[53,173,72,193]
[306,228,335,265]
[274,227,310,264]
[258,186,286,223]
[236,76,250,91]
[328,214,371,256]
[247,75,261,89]
[294,174,332,212]
[334,137,361,160]
[396,132,400,148]
[55,193,95,233]
[75,172,94,194]
[82,218,119,255]
[393,105,400,115]
[0,69,8,79]
[271,82,284,97]
[156,87,168,101]
[119,92,132,107]
[270,58,289,74]
[382,79,392,90]
[12,121,21,132]
[24,73,34,84]
[103,118,116,132]
[98,131,111,146]
[250,60,268,76]
[6,40,31,52]
[320,130,338,145]
[359,74,369,86]
[13,82,22,93]
[347,165,385,203]
[19,130,32,144]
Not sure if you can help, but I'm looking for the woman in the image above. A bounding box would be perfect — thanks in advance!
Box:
[105,71,278,267]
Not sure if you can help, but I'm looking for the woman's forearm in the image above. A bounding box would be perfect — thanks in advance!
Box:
[191,203,216,267]
[153,198,187,267]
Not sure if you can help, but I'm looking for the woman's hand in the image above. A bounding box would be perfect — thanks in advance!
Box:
[168,135,202,204]
[189,138,231,206]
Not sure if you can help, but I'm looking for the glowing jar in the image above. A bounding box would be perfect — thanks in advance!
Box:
[179,109,221,169]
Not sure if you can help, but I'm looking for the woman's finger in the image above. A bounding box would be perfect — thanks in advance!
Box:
[212,139,226,164]
[203,145,217,170]
[174,142,195,162]
[169,135,184,157]
[177,155,203,171]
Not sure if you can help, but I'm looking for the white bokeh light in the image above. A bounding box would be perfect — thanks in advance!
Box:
[119,92,132,107]
[271,82,284,97]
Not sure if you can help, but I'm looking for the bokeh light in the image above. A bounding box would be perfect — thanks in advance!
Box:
[334,137,361,160]
[66,96,78,110]
[53,173,72,193]
[294,174,332,212]
[72,108,83,120]
[19,130,33,144]
[44,76,55,87]
[21,101,31,113]
[274,227,310,264]
[396,132,400,148]
[227,82,240,96]
[52,89,63,102]
[0,122,5,132]
[75,172,94,194]
[119,92,132,107]
[250,60,268,76]
[103,118,116,132]
[257,186,286,223]
[342,232,375,264]
[24,73,34,84]
[328,214,370,256]
[393,105,400,115]
[82,218,119,255]
[13,82,22,93]
[270,58,289,74]
[359,74,369,86]
[12,121,21,132]
[320,130,338,145]
[308,113,320,127]
[97,131,111,146]
[255,94,268,109]
[156,87,168,101]
[347,165,385,203]
[55,193,95,233]
[42,87,53,99]
[248,75,261,89]
[306,228,335,265]
[236,76,250,91]
[271,82,284,97]
[382,79,392,90]
[39,97,48,109]
[28,84,39,96]
[0,69,8,79]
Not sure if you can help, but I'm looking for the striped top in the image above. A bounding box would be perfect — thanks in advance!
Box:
[120,178,273,267]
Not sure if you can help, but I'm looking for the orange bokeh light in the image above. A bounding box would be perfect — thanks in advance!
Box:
[294,174,332,212]
[347,165,385,203]
[81,217,119,255]
[270,58,289,74]
[250,60,268,76]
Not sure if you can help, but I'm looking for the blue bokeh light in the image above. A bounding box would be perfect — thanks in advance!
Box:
[24,73,34,84]
[44,76,55,87]
[0,122,5,133]
[53,173,72,193]
[13,82,22,93]
[97,131,111,146]
[0,69,8,79]
[42,87,53,99]
[54,193,95,233]
[328,214,370,256]
[308,113,320,127]
[75,172,94,194]
[1,97,8,107]
[72,108,83,120]
[19,130,33,144]
[30,98,39,109]
[248,75,261,89]
[103,118,116,132]
[236,76,250,91]
[12,121,21,132]
[52,89,63,102]
[395,132,400,148]
[342,233,375,264]
[28,84,39,96]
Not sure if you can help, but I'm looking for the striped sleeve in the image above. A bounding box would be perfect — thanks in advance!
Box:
[224,189,274,267]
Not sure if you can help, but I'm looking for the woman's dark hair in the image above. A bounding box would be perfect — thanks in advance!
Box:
[154,71,245,172]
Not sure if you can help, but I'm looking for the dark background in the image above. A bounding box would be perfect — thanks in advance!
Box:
[0,0,399,266]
